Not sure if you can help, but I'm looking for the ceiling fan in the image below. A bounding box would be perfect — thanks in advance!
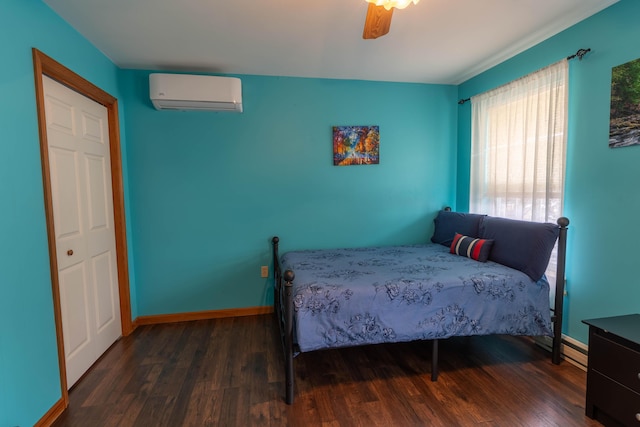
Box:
[363,0,420,39]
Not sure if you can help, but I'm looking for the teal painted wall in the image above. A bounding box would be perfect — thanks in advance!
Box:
[121,71,458,315]
[457,0,639,343]
[0,1,132,425]
[7,0,635,423]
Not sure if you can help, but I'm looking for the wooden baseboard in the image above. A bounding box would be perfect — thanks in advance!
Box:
[35,397,66,427]
[135,305,274,326]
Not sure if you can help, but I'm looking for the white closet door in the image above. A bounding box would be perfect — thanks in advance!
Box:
[43,75,121,387]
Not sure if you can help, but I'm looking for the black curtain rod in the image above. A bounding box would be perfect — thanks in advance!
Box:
[457,47,591,105]
[566,48,591,61]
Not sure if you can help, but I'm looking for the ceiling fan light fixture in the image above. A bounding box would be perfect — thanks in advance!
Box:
[365,0,420,11]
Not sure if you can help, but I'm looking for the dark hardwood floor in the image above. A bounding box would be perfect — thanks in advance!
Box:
[52,314,602,427]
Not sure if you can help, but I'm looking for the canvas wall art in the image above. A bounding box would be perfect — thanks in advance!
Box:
[333,126,379,166]
[610,57,640,148]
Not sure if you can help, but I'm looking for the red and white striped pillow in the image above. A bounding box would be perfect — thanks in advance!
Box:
[450,233,494,262]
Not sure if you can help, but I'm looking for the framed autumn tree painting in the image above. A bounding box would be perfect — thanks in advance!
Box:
[333,126,379,166]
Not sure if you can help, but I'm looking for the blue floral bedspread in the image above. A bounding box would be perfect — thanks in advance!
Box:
[280,244,552,353]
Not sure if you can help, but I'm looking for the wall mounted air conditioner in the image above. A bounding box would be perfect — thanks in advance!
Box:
[149,73,243,112]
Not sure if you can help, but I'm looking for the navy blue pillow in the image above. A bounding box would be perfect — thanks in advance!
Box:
[431,210,486,247]
[478,216,559,282]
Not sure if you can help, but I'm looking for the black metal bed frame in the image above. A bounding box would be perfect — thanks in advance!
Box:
[272,216,569,405]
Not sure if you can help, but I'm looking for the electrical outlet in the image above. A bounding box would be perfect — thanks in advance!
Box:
[261,265,269,278]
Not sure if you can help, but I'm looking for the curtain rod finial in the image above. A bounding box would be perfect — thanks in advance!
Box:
[576,48,591,60]
[568,48,591,61]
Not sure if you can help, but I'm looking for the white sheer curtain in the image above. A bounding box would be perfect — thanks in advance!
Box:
[470,59,568,291]
[470,59,568,224]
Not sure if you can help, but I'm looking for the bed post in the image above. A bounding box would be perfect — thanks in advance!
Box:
[272,237,281,310]
[271,236,296,404]
[431,339,439,381]
[283,269,295,404]
[552,217,569,365]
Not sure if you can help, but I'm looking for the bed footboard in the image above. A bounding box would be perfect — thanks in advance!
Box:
[282,270,295,404]
[272,237,295,404]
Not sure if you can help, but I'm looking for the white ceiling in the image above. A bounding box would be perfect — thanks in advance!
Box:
[43,0,618,84]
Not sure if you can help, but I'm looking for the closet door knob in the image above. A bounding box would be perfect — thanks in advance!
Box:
[67,249,73,256]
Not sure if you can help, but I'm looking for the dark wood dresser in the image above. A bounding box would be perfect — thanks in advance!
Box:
[582,314,640,426]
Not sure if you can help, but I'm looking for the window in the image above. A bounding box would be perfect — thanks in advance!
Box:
[470,60,568,285]
[470,60,568,224]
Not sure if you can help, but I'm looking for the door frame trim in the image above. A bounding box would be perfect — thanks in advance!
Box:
[32,48,133,406]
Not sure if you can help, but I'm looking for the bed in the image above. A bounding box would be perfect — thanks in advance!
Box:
[272,209,569,404]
